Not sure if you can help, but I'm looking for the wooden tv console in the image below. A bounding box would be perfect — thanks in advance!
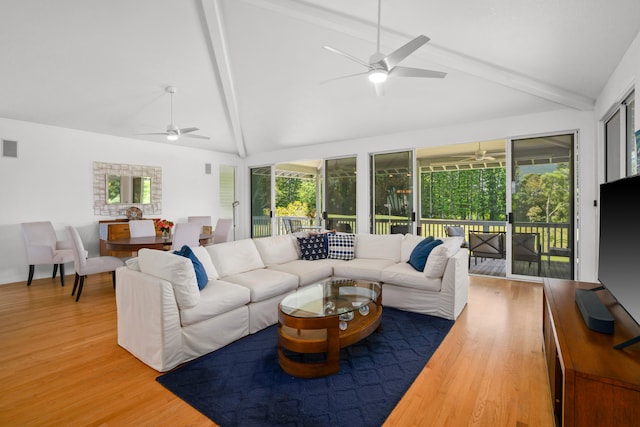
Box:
[542,278,640,426]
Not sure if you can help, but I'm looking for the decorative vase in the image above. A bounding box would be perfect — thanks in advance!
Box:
[162,229,170,240]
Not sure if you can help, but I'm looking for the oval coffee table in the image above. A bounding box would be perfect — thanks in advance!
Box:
[277,278,382,378]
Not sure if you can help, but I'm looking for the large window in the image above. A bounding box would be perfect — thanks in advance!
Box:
[605,90,635,181]
[219,165,236,219]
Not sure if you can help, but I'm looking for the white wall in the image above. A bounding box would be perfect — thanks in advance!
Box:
[245,108,598,282]
[0,117,242,285]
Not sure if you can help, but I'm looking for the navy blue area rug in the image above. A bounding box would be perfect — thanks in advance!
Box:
[156,308,453,427]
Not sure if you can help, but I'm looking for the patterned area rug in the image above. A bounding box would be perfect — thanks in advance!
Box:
[157,307,453,427]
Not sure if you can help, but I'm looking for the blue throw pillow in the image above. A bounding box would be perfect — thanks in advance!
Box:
[174,245,208,290]
[408,237,442,271]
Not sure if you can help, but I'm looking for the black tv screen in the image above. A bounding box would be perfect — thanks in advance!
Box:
[598,174,640,328]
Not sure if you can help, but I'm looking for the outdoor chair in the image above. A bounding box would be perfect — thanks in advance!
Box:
[468,231,505,266]
[512,232,542,275]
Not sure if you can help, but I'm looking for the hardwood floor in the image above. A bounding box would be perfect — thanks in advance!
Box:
[0,273,554,426]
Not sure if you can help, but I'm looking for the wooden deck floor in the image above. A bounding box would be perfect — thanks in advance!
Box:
[0,273,554,426]
[469,257,572,279]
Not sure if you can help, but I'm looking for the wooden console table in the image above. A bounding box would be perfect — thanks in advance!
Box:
[542,278,640,426]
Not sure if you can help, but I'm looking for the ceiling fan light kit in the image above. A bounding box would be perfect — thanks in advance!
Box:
[368,69,388,83]
[323,0,445,95]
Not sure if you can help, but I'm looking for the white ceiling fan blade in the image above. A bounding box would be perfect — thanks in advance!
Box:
[320,71,369,85]
[376,35,430,70]
[136,132,169,136]
[374,82,385,97]
[322,45,371,69]
[183,133,210,140]
[179,127,199,134]
[390,66,447,79]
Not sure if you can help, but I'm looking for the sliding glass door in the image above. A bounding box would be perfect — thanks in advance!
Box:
[250,166,272,238]
[509,134,574,279]
[324,157,357,233]
[370,151,413,234]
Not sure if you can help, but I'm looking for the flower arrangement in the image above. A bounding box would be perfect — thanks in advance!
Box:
[154,219,174,233]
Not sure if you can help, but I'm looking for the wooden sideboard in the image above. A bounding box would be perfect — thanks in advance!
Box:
[99,219,159,256]
[542,278,640,426]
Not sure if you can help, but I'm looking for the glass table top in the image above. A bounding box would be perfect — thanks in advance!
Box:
[280,278,380,318]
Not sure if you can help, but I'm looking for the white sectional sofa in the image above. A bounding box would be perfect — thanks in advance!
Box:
[115,232,469,372]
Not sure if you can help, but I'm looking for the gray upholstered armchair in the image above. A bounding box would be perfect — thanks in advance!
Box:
[21,221,75,286]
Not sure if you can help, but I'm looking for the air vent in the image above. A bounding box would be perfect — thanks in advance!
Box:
[2,140,17,158]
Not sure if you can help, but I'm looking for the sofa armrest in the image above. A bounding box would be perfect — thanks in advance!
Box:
[441,249,469,319]
[115,266,184,372]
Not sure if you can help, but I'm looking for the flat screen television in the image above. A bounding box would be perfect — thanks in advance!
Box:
[598,174,640,349]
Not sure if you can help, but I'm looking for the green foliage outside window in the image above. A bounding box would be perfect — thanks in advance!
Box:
[421,168,507,221]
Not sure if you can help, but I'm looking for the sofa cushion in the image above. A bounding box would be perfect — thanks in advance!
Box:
[189,245,219,280]
[206,239,265,277]
[333,258,396,282]
[253,234,300,266]
[137,248,200,309]
[268,260,333,286]
[173,245,208,290]
[222,269,299,302]
[401,234,426,262]
[355,234,403,262]
[381,262,443,291]
[424,237,464,278]
[179,280,251,326]
[408,238,440,271]
[296,235,327,260]
[327,233,355,260]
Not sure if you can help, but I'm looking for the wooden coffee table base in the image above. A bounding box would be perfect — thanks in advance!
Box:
[277,300,382,378]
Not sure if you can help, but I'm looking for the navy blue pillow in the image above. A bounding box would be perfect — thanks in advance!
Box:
[297,235,327,260]
[174,245,208,290]
[408,237,442,271]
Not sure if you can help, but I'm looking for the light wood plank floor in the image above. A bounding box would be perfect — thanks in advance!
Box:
[0,273,554,426]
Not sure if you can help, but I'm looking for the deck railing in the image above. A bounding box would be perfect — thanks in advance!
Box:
[417,219,571,258]
[252,216,571,259]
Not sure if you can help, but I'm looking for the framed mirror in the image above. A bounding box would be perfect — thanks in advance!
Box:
[94,161,162,216]
[106,175,152,204]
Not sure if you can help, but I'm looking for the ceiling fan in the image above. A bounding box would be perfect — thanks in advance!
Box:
[322,0,446,96]
[453,143,506,162]
[137,86,209,141]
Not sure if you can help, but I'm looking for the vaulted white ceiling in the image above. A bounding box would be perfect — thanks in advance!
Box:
[1,0,638,158]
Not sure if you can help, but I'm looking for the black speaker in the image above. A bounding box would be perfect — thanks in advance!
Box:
[575,288,614,334]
